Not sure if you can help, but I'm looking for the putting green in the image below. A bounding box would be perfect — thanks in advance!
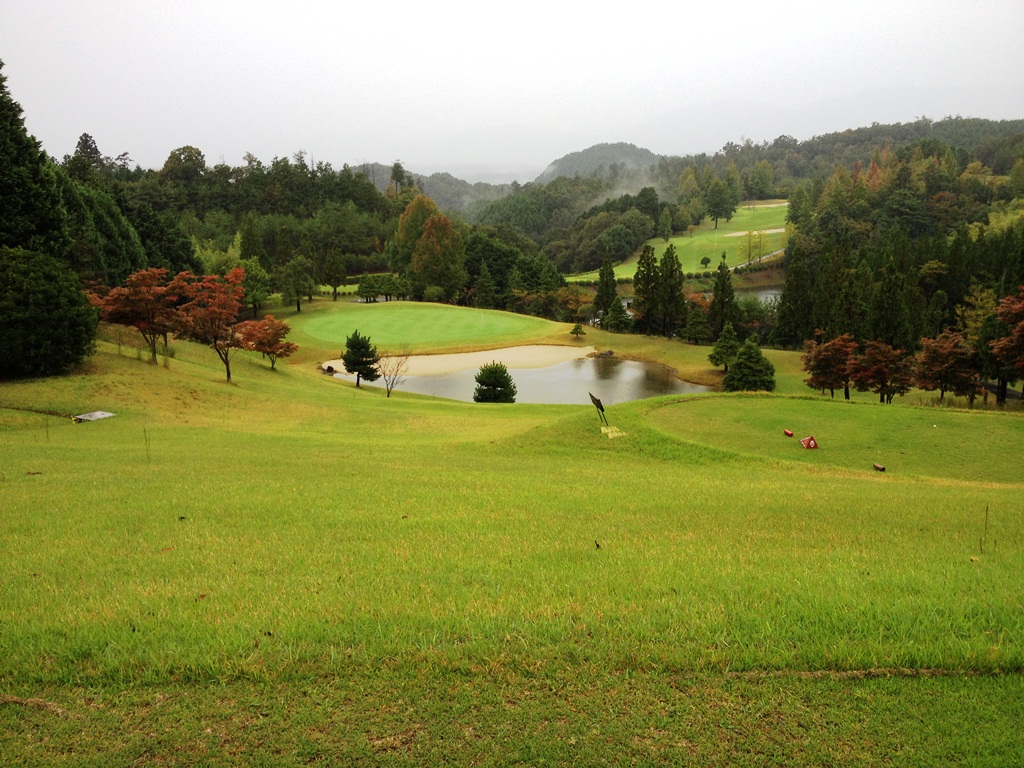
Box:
[298,301,555,348]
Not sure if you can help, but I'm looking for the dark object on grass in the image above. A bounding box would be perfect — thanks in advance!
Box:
[588,392,609,426]
[595,540,601,549]
[784,429,794,437]
[873,463,886,472]
[800,435,818,449]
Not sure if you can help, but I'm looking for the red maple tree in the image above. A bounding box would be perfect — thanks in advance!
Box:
[234,315,298,370]
[915,330,980,403]
[991,286,1024,377]
[802,333,858,400]
[170,268,245,382]
[98,268,180,363]
[851,340,914,404]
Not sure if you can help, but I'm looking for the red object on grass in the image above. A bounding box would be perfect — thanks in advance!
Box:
[800,435,818,449]
[784,429,794,437]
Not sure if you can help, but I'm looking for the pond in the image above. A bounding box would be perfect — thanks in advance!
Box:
[736,287,782,302]
[332,350,710,405]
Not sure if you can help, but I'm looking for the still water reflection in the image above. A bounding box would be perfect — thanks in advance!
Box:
[350,355,709,404]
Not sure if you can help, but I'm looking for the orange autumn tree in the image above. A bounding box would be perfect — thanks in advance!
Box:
[235,315,297,370]
[802,333,858,400]
[171,268,245,382]
[915,330,980,402]
[98,267,179,363]
[992,286,1024,377]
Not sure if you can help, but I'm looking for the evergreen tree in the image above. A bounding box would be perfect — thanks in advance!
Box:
[683,302,711,344]
[602,295,631,332]
[871,258,915,351]
[56,168,147,284]
[473,362,516,403]
[342,329,381,387]
[474,262,496,309]
[657,244,686,338]
[657,206,673,241]
[709,321,740,372]
[0,60,70,259]
[708,259,740,340]
[723,338,776,392]
[811,242,849,339]
[632,245,659,334]
[774,246,814,348]
[594,256,618,320]
[0,246,97,378]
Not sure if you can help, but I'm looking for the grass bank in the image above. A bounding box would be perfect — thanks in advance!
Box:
[2,302,1022,765]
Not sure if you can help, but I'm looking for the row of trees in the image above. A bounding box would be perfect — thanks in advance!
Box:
[802,286,1024,404]
[770,135,1024,403]
[93,267,296,381]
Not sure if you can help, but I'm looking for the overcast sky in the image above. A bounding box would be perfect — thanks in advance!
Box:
[2,0,1023,182]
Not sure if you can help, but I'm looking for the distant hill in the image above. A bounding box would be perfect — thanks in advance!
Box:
[354,162,513,218]
[355,117,1024,221]
[534,142,662,185]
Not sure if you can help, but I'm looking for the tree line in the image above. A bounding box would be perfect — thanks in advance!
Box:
[773,140,1024,403]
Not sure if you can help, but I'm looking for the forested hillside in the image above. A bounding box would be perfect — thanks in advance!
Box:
[3,52,1024,392]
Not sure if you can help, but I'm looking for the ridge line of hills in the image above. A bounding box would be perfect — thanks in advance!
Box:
[358,116,1024,217]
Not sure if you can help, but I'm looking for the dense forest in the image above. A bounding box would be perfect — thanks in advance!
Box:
[3,56,1024,394]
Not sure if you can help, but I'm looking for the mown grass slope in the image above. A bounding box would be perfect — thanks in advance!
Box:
[2,303,1022,765]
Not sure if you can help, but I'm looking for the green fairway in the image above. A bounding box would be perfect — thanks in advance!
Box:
[2,301,1023,765]
[288,299,567,356]
[647,393,1024,483]
[570,201,789,281]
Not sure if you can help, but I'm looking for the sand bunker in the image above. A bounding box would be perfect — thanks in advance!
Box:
[724,227,786,237]
[323,345,597,377]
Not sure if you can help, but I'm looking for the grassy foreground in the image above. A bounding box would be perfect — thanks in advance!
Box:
[2,303,1023,765]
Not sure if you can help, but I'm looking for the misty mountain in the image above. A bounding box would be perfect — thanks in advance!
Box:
[533,143,663,185]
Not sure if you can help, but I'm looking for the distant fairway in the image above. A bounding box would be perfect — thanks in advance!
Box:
[294,300,561,353]
[570,201,789,281]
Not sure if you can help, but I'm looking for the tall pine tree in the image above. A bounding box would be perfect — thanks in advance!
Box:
[0,60,70,258]
[594,256,618,321]
[774,246,814,348]
[632,244,659,334]
[657,244,686,338]
[708,258,740,340]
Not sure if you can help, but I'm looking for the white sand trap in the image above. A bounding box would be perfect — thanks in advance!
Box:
[724,227,786,237]
[323,345,597,377]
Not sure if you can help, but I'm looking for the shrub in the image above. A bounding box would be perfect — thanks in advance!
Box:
[0,246,97,378]
[473,361,517,403]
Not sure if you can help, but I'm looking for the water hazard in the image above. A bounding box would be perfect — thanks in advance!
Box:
[337,352,709,405]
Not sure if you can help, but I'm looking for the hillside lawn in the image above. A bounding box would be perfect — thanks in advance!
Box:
[569,200,790,282]
[2,299,1023,765]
